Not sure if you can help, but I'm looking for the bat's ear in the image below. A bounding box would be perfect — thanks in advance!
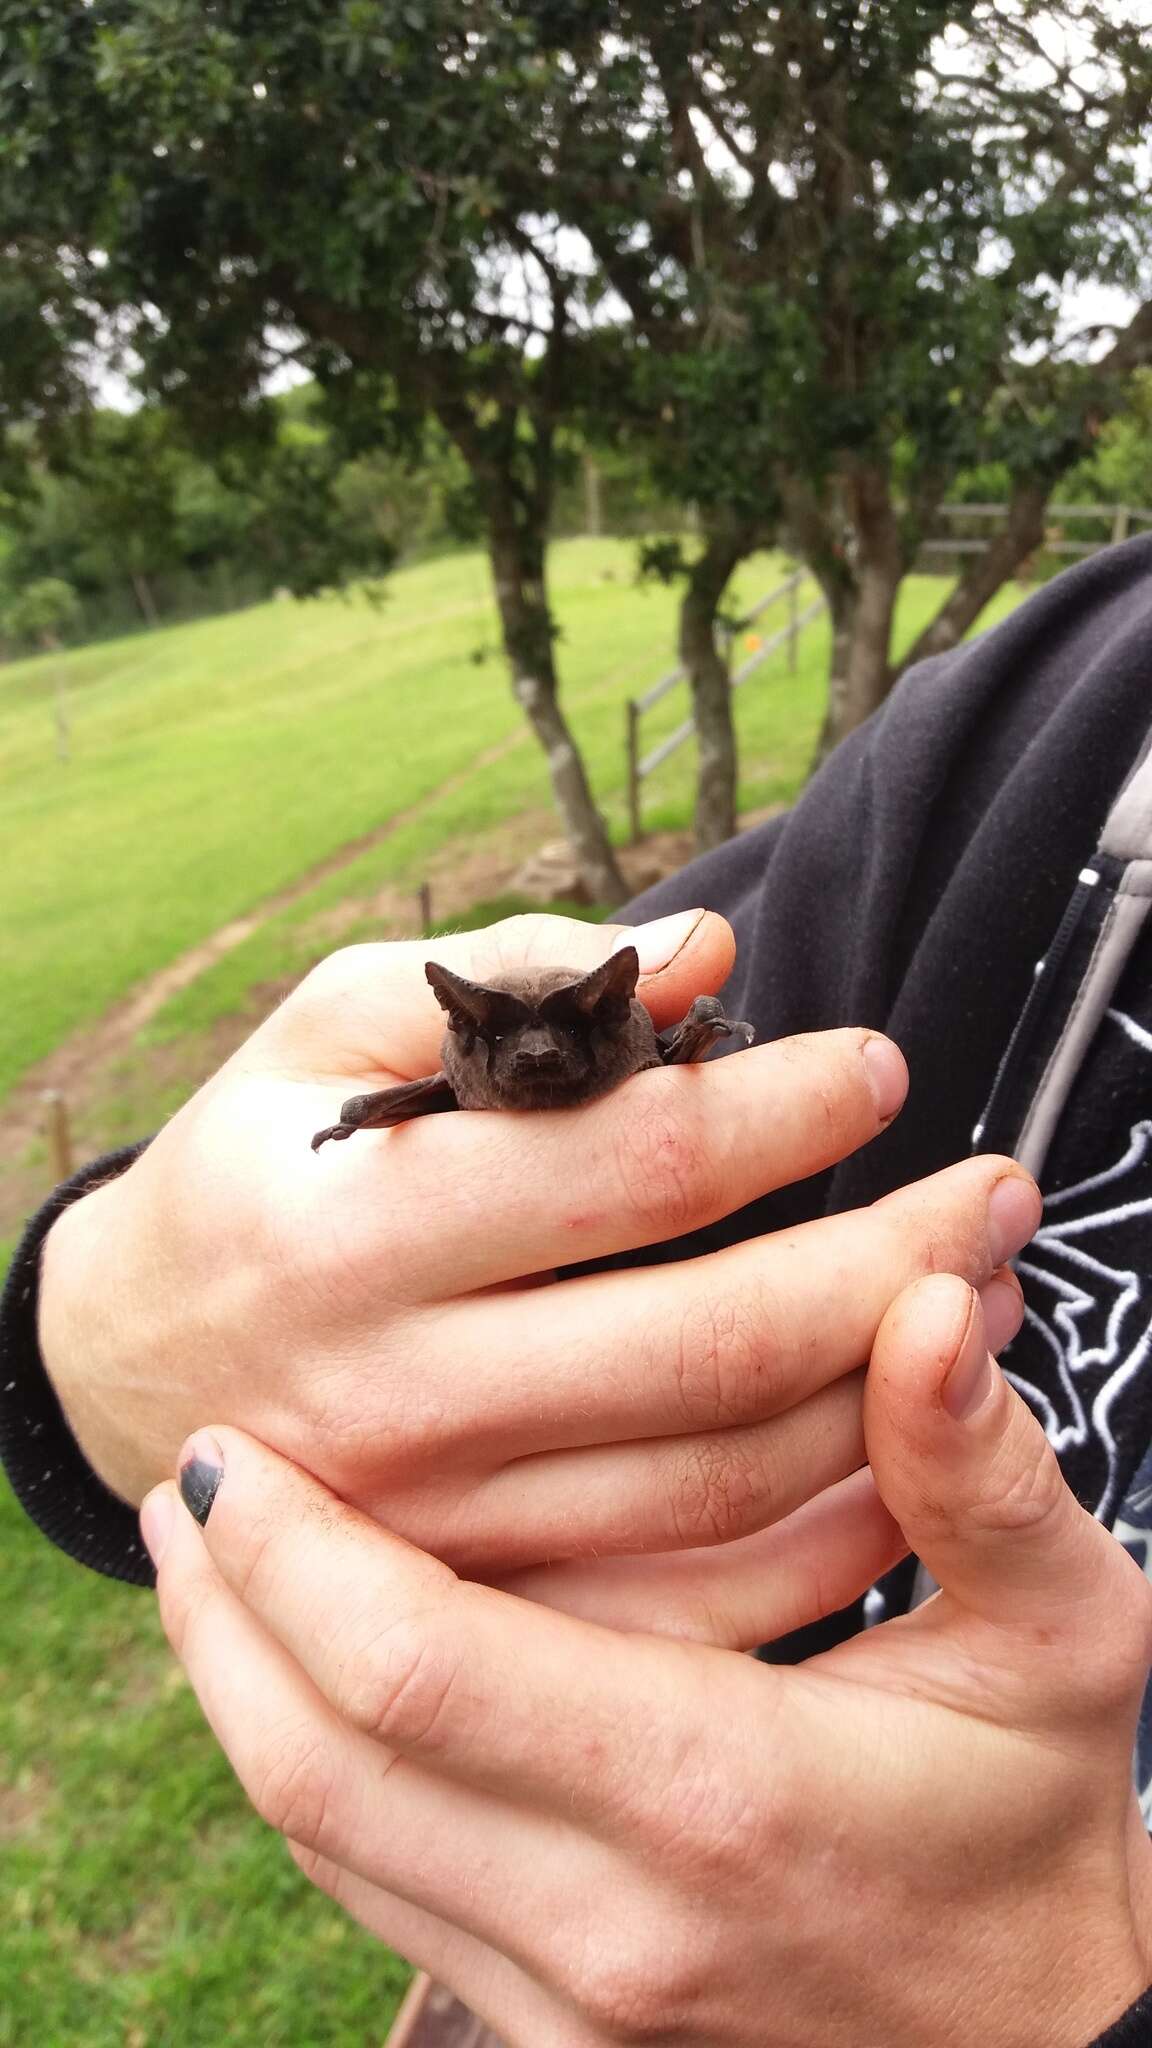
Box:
[545,946,639,1030]
[425,962,530,1040]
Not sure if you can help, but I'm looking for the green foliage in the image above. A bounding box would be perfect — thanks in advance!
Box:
[0,399,411,644]
[2,574,80,646]
[4,1,1144,762]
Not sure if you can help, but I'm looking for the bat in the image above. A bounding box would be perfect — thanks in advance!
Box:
[310,946,754,1149]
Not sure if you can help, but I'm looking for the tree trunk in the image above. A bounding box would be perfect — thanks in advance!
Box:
[805,462,904,771]
[896,480,1049,675]
[678,520,755,850]
[810,558,902,767]
[130,570,159,627]
[488,512,625,903]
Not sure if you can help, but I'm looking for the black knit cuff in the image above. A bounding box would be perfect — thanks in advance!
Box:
[0,1142,155,1586]
[1088,1985,1152,2046]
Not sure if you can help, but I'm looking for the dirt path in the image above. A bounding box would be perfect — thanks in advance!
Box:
[1,761,699,1236]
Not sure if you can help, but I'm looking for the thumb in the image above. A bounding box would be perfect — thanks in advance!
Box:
[277,906,736,1078]
[864,1272,1152,1660]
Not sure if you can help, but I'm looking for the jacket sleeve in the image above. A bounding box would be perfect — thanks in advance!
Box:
[0,1142,155,1585]
[1086,1985,1152,2046]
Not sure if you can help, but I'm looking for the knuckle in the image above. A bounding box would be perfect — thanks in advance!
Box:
[336,1615,462,1752]
[665,1432,765,1548]
[613,1095,718,1239]
[228,1506,284,1612]
[296,943,375,1003]
[963,1439,1066,1540]
[252,1725,337,1847]
[668,1285,781,1429]
[573,1917,712,2043]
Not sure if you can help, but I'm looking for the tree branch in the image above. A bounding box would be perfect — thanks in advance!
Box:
[897,297,1152,675]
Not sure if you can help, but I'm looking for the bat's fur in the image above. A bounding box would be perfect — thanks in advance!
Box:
[311,947,753,1149]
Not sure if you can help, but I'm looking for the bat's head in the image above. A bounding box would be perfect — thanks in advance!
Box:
[425,948,641,1108]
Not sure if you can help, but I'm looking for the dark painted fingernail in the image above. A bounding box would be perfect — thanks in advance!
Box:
[179,1432,224,1526]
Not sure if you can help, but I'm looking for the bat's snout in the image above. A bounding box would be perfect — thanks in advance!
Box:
[512,1045,566,1076]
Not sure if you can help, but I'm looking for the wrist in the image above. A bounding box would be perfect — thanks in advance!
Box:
[38,1154,159,1506]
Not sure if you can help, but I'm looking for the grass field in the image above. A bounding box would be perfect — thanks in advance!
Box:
[2,538,1025,1098]
[1,537,1029,2045]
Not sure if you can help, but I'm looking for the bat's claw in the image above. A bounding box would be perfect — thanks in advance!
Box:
[311,1122,354,1151]
[658,1000,756,1066]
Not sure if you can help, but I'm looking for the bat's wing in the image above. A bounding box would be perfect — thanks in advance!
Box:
[311,1073,458,1151]
[658,995,755,1066]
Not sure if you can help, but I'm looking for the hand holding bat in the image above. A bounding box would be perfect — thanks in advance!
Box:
[310,946,754,1148]
[40,907,1033,1627]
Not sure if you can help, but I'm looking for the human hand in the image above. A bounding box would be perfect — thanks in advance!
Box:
[41,908,1034,1594]
[142,1274,1152,2048]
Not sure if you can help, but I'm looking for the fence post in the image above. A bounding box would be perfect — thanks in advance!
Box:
[788,572,798,672]
[583,454,603,539]
[43,1089,73,1182]
[625,699,642,844]
[1113,504,1131,546]
[417,881,433,933]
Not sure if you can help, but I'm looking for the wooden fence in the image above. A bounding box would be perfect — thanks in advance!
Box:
[624,567,826,840]
[920,500,1152,563]
[622,502,1152,837]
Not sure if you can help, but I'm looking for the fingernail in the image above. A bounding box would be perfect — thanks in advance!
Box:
[978,1274,1025,1356]
[861,1035,908,1124]
[178,1432,224,1527]
[612,909,706,974]
[140,1485,176,1567]
[987,1173,1042,1267]
[942,1286,996,1421]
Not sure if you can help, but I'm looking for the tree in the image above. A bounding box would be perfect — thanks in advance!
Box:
[0,402,397,633]
[534,1,1152,761]
[3,576,82,759]
[0,3,627,897]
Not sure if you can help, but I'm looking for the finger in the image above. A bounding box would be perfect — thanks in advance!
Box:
[284,1854,587,2048]
[863,1274,1152,1721]
[311,1024,911,1300]
[436,1371,868,1571]
[384,1157,1040,1457]
[272,908,737,1081]
[143,1481,584,1962]
[169,1427,716,1822]
[495,1465,907,1649]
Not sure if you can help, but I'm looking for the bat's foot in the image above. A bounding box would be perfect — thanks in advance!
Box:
[659,997,755,1066]
[311,1088,381,1150]
[310,1074,458,1151]
[311,1122,355,1151]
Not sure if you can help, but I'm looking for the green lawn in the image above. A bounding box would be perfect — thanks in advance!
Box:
[0,538,1029,2044]
[0,1483,410,2047]
[2,538,1025,1097]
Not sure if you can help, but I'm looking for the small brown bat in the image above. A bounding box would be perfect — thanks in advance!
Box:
[310,945,754,1149]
